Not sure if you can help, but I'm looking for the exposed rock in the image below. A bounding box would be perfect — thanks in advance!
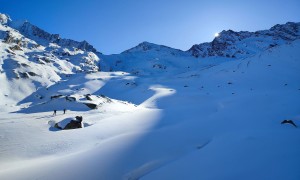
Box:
[85,94,93,101]
[64,120,82,130]
[9,45,22,51]
[65,96,76,101]
[19,72,29,78]
[18,22,98,53]
[188,22,300,58]
[84,103,98,109]
[51,94,63,99]
[54,116,83,130]
[27,72,37,76]
[20,63,29,67]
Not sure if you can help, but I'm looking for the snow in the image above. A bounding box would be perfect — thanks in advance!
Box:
[1,14,300,179]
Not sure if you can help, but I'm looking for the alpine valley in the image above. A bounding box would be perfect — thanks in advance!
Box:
[0,13,300,180]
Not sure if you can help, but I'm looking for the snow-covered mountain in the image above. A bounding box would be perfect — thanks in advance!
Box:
[0,13,101,109]
[100,22,300,75]
[188,22,300,58]
[1,13,300,180]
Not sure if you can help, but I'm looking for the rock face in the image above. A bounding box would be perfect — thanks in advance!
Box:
[188,22,300,58]
[12,21,98,53]
[84,103,98,109]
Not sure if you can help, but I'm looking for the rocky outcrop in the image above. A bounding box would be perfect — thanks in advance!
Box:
[18,22,98,53]
[188,22,300,58]
[65,96,76,102]
[84,103,98,109]
[51,94,63,99]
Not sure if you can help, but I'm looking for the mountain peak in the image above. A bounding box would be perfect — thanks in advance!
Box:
[1,13,99,53]
[188,22,300,58]
[0,13,11,25]
[122,41,184,54]
[123,41,160,53]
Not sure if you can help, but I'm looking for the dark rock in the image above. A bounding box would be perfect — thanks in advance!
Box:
[20,63,29,67]
[19,21,99,53]
[54,123,62,130]
[65,96,76,101]
[28,72,37,76]
[64,120,82,130]
[9,45,22,51]
[19,72,29,78]
[84,103,98,109]
[3,32,14,44]
[85,94,93,101]
[55,116,83,130]
[51,94,63,99]
[75,116,83,121]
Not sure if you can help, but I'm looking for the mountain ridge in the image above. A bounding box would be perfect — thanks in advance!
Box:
[1,12,300,104]
[1,12,300,180]
[188,22,300,58]
[0,13,99,53]
[2,12,299,57]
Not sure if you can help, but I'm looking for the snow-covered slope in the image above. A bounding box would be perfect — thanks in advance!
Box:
[0,13,101,110]
[0,13,300,180]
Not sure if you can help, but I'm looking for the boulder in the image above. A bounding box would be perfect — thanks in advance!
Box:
[64,120,82,130]
[54,116,83,130]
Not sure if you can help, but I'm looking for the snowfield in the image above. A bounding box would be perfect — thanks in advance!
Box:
[0,13,300,179]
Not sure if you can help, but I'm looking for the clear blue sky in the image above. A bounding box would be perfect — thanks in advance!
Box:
[1,0,300,54]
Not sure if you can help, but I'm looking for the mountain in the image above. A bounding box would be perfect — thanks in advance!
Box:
[2,14,98,53]
[1,12,300,180]
[100,22,300,75]
[0,13,101,109]
[2,13,300,81]
[188,22,300,58]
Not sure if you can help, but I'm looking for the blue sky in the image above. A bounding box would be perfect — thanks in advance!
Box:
[1,0,300,54]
